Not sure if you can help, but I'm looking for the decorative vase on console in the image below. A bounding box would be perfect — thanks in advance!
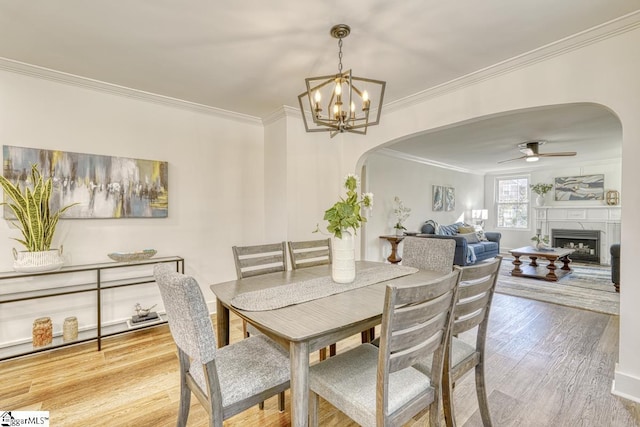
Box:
[315,174,373,284]
[536,194,545,207]
[392,196,411,237]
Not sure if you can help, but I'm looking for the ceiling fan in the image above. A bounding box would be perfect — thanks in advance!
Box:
[498,141,577,164]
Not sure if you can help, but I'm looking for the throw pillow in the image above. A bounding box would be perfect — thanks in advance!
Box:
[458,225,476,234]
[459,232,480,244]
[474,225,489,241]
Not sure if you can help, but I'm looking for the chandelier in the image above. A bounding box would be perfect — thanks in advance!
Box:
[298,24,386,138]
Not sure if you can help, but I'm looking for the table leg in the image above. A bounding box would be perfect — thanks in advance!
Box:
[545,258,559,281]
[511,254,522,274]
[560,256,572,271]
[291,341,310,427]
[215,299,229,348]
[529,256,538,267]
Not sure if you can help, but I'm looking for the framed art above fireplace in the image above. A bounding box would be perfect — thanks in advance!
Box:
[554,174,604,201]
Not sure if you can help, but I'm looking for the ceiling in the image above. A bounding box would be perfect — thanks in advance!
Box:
[0,1,635,172]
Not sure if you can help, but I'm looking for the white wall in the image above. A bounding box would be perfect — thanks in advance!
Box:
[364,152,484,261]
[0,68,266,344]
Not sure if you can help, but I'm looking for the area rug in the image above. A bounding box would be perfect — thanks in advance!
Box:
[495,258,619,315]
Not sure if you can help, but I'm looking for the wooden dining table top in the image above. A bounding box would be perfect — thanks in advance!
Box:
[210,260,443,345]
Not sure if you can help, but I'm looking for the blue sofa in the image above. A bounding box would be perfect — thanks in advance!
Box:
[418,222,501,266]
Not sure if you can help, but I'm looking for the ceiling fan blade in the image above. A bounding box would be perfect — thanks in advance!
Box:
[539,152,577,157]
[497,155,527,164]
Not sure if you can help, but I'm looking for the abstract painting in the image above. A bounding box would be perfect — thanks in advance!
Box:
[2,145,168,218]
[432,185,443,211]
[444,187,455,211]
[554,174,604,201]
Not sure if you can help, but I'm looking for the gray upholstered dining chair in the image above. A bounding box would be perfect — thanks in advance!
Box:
[288,238,337,360]
[402,236,456,274]
[413,256,503,427]
[308,268,462,427]
[153,264,290,427]
[231,241,288,411]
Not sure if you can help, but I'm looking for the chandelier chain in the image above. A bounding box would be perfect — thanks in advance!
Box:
[337,38,343,74]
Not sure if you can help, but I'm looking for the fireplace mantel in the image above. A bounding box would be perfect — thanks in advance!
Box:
[534,206,620,265]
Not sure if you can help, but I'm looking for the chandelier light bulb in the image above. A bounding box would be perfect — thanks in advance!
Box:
[314,91,321,103]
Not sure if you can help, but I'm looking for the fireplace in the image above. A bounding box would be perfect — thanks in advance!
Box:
[551,229,600,264]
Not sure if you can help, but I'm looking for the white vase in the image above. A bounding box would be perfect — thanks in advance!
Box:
[395,228,404,236]
[536,194,545,207]
[332,230,356,284]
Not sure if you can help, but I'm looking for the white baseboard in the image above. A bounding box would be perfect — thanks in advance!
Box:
[612,365,640,403]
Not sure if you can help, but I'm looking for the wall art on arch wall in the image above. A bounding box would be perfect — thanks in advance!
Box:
[554,174,604,201]
[444,186,455,211]
[432,185,443,211]
[2,145,168,219]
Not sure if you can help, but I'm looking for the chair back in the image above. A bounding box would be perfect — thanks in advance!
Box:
[232,242,287,278]
[288,239,332,270]
[376,268,461,420]
[453,256,502,336]
[153,264,217,366]
[401,236,456,274]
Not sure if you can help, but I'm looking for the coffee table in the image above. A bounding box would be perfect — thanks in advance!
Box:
[509,246,575,282]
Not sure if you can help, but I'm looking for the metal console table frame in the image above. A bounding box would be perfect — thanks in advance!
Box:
[0,256,184,361]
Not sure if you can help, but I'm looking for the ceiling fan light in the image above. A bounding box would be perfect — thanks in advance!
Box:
[526,156,539,162]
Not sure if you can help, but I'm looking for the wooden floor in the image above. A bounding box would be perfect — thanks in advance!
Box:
[2,293,639,426]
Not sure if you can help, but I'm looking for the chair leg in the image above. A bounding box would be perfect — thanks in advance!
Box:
[309,390,320,427]
[177,362,191,427]
[329,343,337,357]
[278,391,285,412]
[361,330,369,343]
[242,320,249,338]
[259,401,264,410]
[442,367,455,427]
[475,361,493,426]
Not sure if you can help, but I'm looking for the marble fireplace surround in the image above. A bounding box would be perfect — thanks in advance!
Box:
[534,206,621,266]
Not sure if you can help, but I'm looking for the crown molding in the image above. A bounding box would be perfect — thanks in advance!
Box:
[0,57,262,125]
[377,148,483,175]
[385,10,640,114]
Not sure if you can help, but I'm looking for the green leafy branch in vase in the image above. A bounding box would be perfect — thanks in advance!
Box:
[316,174,373,239]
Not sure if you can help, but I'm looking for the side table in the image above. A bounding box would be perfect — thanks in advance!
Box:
[379,235,405,264]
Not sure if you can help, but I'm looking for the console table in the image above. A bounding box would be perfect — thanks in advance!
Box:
[379,235,405,264]
[0,256,184,361]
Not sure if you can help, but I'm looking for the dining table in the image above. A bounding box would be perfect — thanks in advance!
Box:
[210,260,443,427]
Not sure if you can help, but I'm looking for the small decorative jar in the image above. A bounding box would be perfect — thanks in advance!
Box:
[33,317,53,348]
[63,316,78,342]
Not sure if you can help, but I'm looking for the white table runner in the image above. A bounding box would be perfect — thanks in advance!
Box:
[231,264,419,311]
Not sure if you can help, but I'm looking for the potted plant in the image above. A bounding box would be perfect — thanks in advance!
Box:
[531,234,550,250]
[530,183,553,206]
[317,174,373,283]
[392,196,411,236]
[0,164,77,272]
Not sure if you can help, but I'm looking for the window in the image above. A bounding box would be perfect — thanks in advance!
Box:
[496,176,529,228]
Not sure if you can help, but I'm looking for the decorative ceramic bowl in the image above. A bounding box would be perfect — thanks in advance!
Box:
[108,249,157,263]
